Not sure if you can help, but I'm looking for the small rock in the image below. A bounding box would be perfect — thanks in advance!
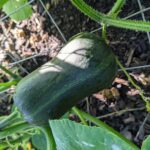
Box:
[0,51,6,62]
[121,130,133,140]
[123,114,135,124]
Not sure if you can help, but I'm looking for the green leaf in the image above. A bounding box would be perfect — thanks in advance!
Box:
[32,131,47,150]
[0,0,8,9]
[61,111,70,119]
[49,119,140,150]
[141,135,150,150]
[3,0,32,21]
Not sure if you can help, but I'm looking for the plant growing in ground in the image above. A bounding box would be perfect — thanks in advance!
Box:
[0,0,150,150]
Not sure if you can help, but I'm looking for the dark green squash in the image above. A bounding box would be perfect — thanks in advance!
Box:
[13,32,117,125]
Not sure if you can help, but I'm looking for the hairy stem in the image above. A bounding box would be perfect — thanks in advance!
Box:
[102,0,125,42]
[71,0,150,32]
[116,57,148,103]
[102,23,108,43]
[108,0,126,16]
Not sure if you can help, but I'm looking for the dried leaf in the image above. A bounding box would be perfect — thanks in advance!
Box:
[111,87,120,99]
[114,77,129,86]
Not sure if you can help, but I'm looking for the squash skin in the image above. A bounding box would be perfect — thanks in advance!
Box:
[13,32,117,125]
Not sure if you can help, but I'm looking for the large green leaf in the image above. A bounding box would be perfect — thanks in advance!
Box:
[141,135,150,150]
[0,0,8,9]
[32,131,47,150]
[49,119,139,150]
[3,0,32,21]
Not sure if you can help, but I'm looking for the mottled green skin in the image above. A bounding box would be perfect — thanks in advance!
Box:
[13,32,117,125]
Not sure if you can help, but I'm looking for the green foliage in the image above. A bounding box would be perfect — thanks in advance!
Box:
[0,80,19,92]
[0,0,62,21]
[32,131,47,150]
[0,0,8,9]
[0,134,31,149]
[0,64,20,79]
[49,119,139,150]
[2,0,32,21]
[141,136,150,150]
[0,122,33,139]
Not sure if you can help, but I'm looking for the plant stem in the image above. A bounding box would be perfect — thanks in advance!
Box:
[0,80,19,92]
[72,107,88,125]
[71,0,150,32]
[0,109,22,129]
[102,23,108,43]
[116,58,148,103]
[108,0,125,16]
[0,86,11,92]
[97,106,145,119]
[0,122,34,139]
[76,108,140,150]
[0,64,20,80]
[40,125,56,150]
[0,80,19,86]
[102,1,125,43]
[0,134,31,149]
